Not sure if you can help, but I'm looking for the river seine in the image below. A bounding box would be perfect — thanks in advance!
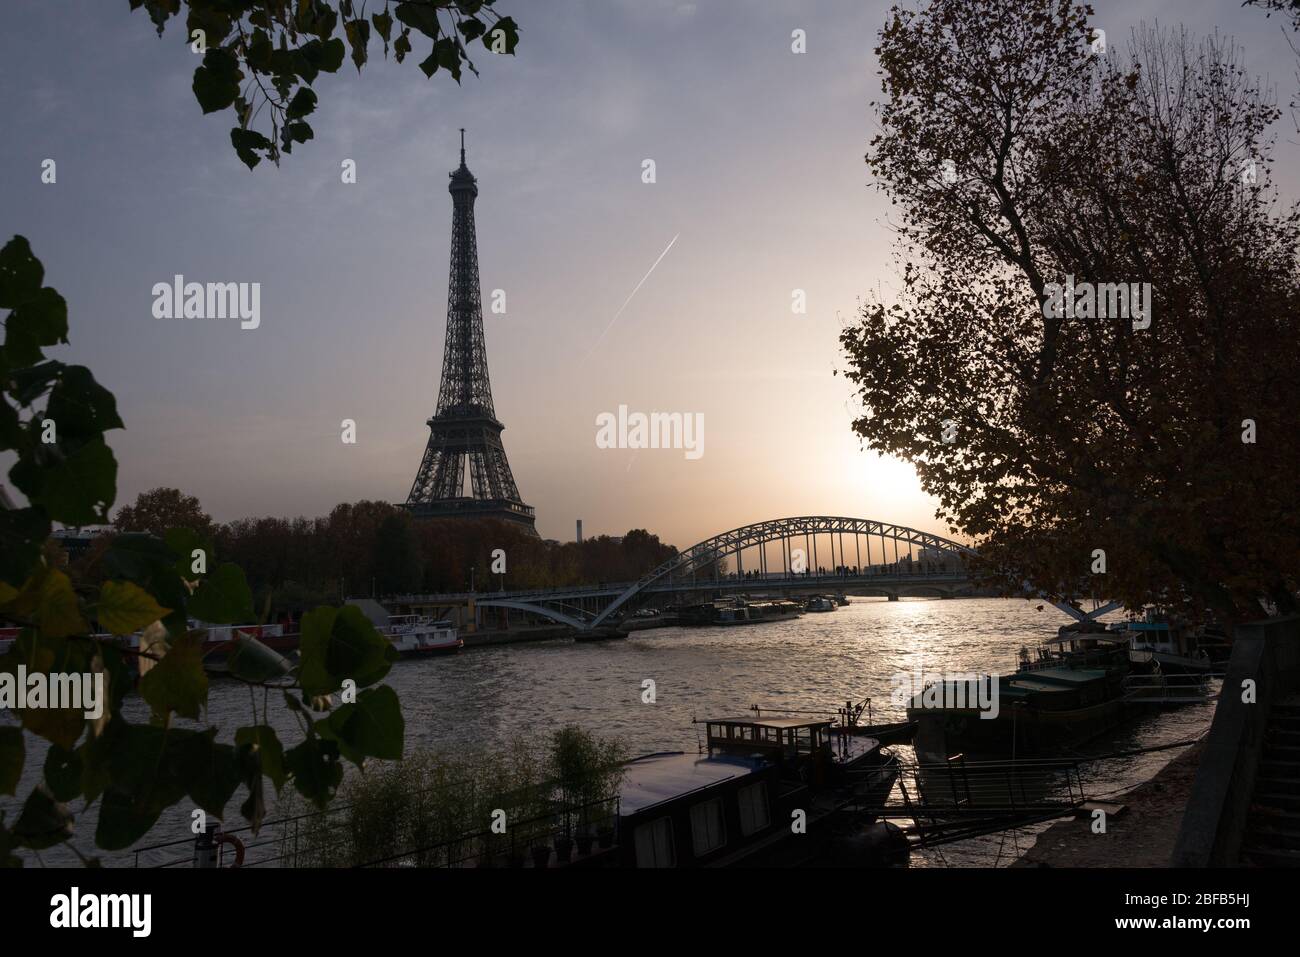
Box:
[7,597,1214,867]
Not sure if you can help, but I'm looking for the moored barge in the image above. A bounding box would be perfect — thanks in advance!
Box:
[602,715,900,867]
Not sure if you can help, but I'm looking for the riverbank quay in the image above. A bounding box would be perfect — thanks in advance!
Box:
[460,624,572,647]
[1013,742,1204,867]
[1173,615,1300,866]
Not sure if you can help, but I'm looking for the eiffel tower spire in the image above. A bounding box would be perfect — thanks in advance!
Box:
[403,135,536,533]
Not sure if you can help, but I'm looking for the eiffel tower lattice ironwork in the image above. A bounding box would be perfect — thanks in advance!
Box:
[403,132,536,533]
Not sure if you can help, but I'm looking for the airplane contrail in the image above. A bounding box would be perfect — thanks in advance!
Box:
[586,232,680,357]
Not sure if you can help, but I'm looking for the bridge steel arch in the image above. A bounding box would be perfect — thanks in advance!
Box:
[472,598,590,631]
[589,516,974,628]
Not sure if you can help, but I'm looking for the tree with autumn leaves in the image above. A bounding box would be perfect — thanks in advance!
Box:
[842,0,1300,627]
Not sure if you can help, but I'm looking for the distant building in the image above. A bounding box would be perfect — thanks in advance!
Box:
[51,525,115,560]
[917,545,963,570]
[576,519,583,543]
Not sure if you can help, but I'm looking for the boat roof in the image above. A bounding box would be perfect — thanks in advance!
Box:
[705,716,833,730]
[1041,633,1126,646]
[910,667,1111,707]
[1009,677,1078,693]
[618,752,769,815]
[1014,667,1108,685]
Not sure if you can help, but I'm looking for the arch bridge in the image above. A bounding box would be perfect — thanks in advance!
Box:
[402,516,1001,632]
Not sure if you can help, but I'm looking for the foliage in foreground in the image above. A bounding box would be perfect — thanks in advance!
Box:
[1,236,404,865]
[285,727,627,867]
[130,0,520,169]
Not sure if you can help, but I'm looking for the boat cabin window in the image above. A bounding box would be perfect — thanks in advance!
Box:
[706,719,830,755]
[690,799,727,856]
[738,783,769,836]
[634,818,675,869]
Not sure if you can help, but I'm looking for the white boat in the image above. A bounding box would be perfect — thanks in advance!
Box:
[1104,609,1228,673]
[805,596,836,613]
[715,605,752,625]
[383,615,463,656]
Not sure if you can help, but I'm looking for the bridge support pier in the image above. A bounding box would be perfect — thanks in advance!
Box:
[888,593,899,602]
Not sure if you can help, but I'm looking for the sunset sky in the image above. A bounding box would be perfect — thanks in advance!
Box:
[3,0,1298,548]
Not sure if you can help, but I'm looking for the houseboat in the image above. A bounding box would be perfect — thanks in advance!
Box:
[603,714,900,867]
[0,622,301,672]
[713,597,803,625]
[907,662,1131,761]
[382,615,462,656]
[1105,609,1230,673]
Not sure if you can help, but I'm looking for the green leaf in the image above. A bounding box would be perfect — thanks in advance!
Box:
[4,626,94,750]
[192,48,242,114]
[0,727,22,796]
[163,525,208,578]
[42,744,81,802]
[35,569,88,639]
[19,704,85,753]
[186,7,234,48]
[188,562,254,623]
[484,16,519,54]
[43,364,124,440]
[286,86,317,119]
[174,729,239,818]
[245,27,273,71]
[138,631,208,721]
[395,3,443,41]
[12,784,74,851]
[297,605,395,697]
[0,236,43,310]
[316,685,404,764]
[95,786,163,851]
[319,36,346,73]
[235,724,286,790]
[373,10,394,53]
[95,723,230,848]
[434,37,462,81]
[458,17,486,43]
[345,18,370,71]
[0,508,50,587]
[13,437,117,526]
[9,358,63,406]
[6,287,68,364]
[230,127,272,170]
[97,580,170,635]
[284,736,343,809]
[394,30,411,63]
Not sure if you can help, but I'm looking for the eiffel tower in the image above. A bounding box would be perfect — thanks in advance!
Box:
[403,132,537,534]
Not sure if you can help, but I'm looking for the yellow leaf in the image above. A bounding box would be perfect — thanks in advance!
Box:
[5,568,48,618]
[36,570,88,639]
[97,580,171,636]
[136,620,168,678]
